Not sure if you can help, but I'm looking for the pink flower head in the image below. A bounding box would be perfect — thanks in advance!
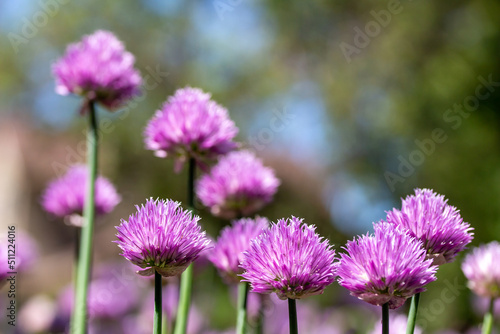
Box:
[53,30,142,109]
[196,150,280,219]
[208,216,269,283]
[240,217,336,300]
[115,198,211,277]
[462,241,500,298]
[386,188,473,265]
[41,165,121,226]
[337,222,437,309]
[144,87,238,171]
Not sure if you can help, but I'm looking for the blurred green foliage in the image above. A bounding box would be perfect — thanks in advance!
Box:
[1,0,500,332]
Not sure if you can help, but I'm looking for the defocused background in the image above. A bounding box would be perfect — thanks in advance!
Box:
[1,0,500,333]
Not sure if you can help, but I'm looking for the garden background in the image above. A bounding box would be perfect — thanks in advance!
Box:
[1,0,500,332]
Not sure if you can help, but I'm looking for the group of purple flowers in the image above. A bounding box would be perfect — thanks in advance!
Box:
[31,29,500,334]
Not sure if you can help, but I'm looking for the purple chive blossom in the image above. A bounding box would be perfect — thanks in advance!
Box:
[462,242,500,298]
[144,87,238,172]
[59,279,138,320]
[53,30,142,109]
[115,198,210,277]
[208,217,269,283]
[386,188,474,265]
[196,150,280,219]
[240,217,336,300]
[41,165,121,226]
[337,222,437,309]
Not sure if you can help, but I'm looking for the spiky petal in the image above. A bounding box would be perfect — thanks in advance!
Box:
[143,87,238,171]
[208,217,269,283]
[462,241,500,298]
[337,222,437,309]
[196,150,280,219]
[114,198,210,277]
[240,217,336,300]
[386,188,473,265]
[53,30,142,109]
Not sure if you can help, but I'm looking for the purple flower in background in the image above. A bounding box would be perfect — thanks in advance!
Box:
[144,87,238,171]
[59,278,138,320]
[337,222,437,309]
[462,242,500,298]
[115,198,210,277]
[197,150,280,219]
[208,217,269,283]
[240,217,336,300]
[53,30,142,109]
[41,165,121,226]
[386,188,473,265]
[1,231,38,285]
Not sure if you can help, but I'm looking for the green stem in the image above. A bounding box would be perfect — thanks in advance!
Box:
[482,297,495,334]
[70,228,81,332]
[382,303,389,334]
[255,295,264,334]
[173,157,196,334]
[162,312,169,334]
[236,282,249,334]
[154,271,163,334]
[406,293,421,334]
[288,298,298,334]
[72,100,98,334]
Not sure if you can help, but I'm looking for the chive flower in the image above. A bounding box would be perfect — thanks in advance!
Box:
[196,150,280,219]
[336,222,437,309]
[462,242,500,298]
[41,165,121,226]
[208,217,269,283]
[114,198,210,277]
[386,188,473,265]
[144,87,239,172]
[52,30,142,109]
[240,217,336,300]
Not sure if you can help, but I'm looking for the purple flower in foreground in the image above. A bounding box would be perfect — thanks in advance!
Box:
[144,87,238,171]
[337,222,437,309]
[53,30,142,109]
[386,188,473,265]
[208,217,269,283]
[462,242,500,298]
[240,217,336,300]
[41,165,120,226]
[115,198,210,277]
[197,150,280,219]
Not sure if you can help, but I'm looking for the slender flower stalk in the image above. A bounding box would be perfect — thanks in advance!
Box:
[406,293,420,334]
[237,282,250,334]
[288,298,298,334]
[53,30,141,334]
[154,271,162,334]
[174,157,196,334]
[72,100,98,333]
[382,303,389,334]
[483,298,495,334]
